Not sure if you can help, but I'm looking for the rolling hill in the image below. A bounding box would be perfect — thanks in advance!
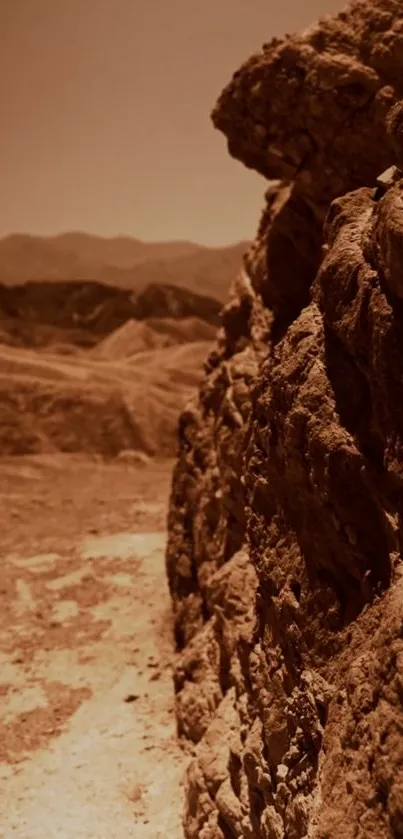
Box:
[0,280,222,349]
[0,231,247,457]
[0,340,212,456]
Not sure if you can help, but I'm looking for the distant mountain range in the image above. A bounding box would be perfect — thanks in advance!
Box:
[0,233,248,303]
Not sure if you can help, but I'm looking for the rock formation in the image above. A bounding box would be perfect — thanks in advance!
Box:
[166,2,403,837]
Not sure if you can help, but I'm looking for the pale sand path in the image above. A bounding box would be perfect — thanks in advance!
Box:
[0,456,187,839]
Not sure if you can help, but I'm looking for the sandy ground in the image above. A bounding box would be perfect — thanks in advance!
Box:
[0,453,187,838]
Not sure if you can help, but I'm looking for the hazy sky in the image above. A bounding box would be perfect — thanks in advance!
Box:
[1,0,344,245]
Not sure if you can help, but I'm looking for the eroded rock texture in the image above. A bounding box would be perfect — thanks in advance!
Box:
[166,2,403,837]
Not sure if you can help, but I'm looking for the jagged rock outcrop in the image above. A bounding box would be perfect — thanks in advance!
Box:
[212,0,403,219]
[166,2,403,838]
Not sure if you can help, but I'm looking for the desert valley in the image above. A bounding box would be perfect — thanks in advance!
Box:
[3,1,403,838]
[0,231,247,837]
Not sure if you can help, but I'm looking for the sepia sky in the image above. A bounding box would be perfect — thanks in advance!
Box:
[1,0,344,245]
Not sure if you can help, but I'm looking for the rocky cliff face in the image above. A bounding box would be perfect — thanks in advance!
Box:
[166,2,403,837]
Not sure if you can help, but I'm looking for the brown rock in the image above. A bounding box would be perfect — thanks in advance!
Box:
[166,1,403,837]
[212,0,403,215]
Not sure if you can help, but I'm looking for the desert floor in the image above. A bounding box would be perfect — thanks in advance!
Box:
[0,453,188,838]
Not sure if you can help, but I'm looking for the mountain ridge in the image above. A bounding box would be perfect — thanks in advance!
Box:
[0,279,222,349]
[0,233,248,301]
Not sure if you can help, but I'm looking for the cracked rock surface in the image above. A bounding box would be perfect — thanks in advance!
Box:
[166,2,403,838]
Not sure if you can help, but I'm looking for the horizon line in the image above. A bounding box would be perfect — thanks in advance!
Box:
[0,229,251,249]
